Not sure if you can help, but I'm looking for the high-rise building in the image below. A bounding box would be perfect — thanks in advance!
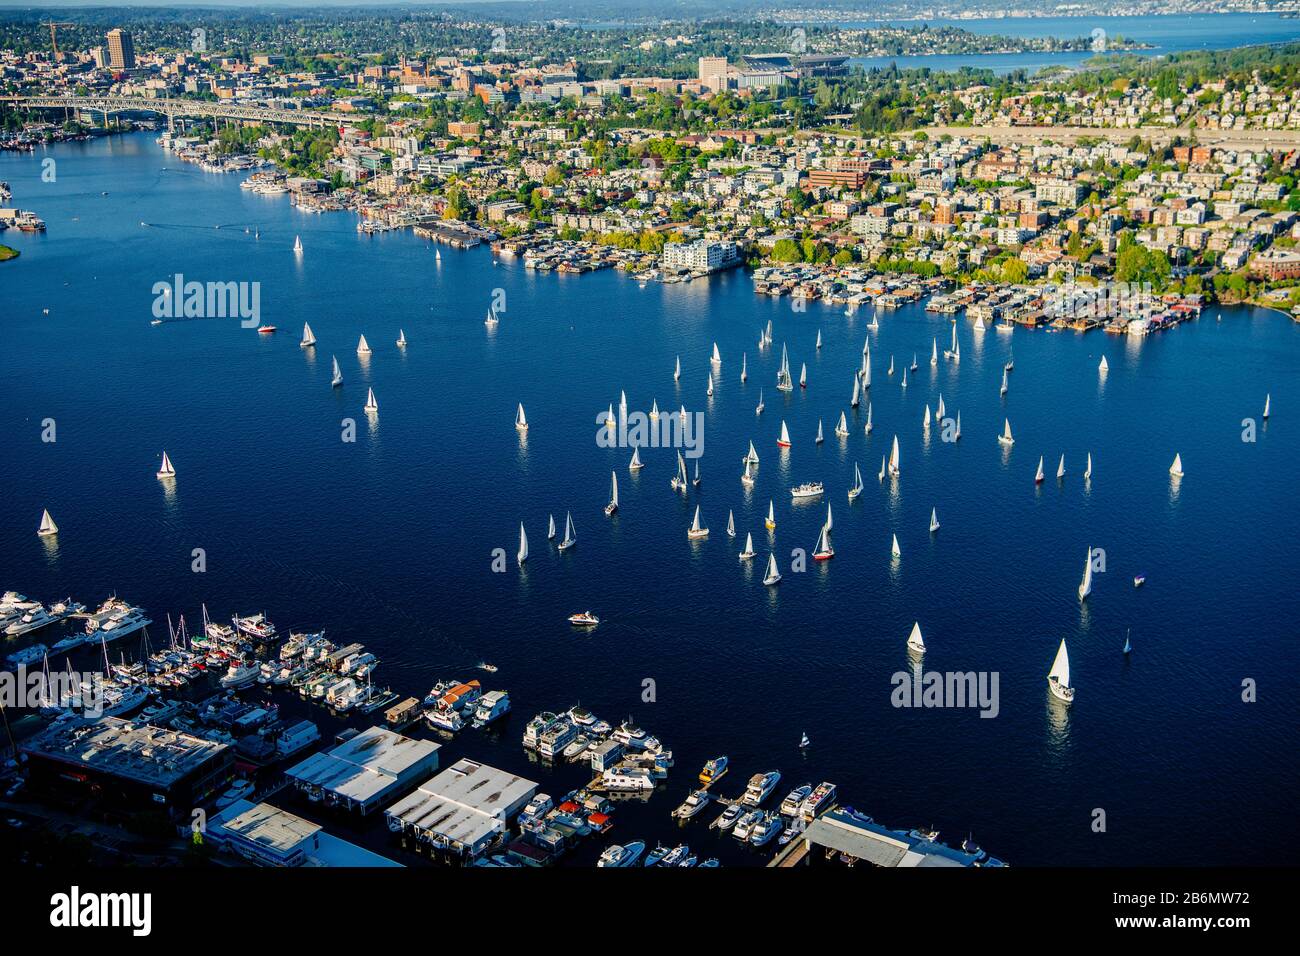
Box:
[698,56,728,93]
[106,29,135,71]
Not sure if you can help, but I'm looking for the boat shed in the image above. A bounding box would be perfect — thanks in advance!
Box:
[793,810,984,868]
[208,800,403,867]
[284,725,440,815]
[385,757,537,859]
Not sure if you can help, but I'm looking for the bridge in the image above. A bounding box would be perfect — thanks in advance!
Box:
[0,95,357,129]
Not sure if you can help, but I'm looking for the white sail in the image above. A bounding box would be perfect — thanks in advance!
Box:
[707,372,714,397]
[397,328,407,347]
[1263,393,1270,419]
[691,505,704,532]
[936,395,945,421]
[1001,369,1008,395]
[301,322,316,348]
[1057,454,1066,479]
[814,524,831,558]
[865,403,873,434]
[674,356,681,381]
[851,374,860,407]
[746,441,759,466]
[825,502,833,532]
[799,363,807,387]
[293,235,302,253]
[923,405,931,433]
[816,330,822,350]
[157,451,175,478]
[518,523,529,564]
[850,463,863,498]
[929,508,939,533]
[891,533,901,558]
[516,403,528,430]
[950,322,958,354]
[741,531,754,557]
[38,509,58,536]
[548,514,556,539]
[767,500,776,527]
[1035,456,1044,482]
[610,471,619,508]
[727,510,735,537]
[1170,453,1183,477]
[357,334,371,354]
[630,447,643,470]
[561,511,576,547]
[1098,355,1109,373]
[888,355,895,376]
[888,435,900,476]
[741,353,747,382]
[907,621,925,653]
[816,420,824,444]
[836,412,848,436]
[1001,418,1013,444]
[651,398,660,419]
[878,455,886,483]
[712,342,721,365]
[764,552,781,585]
[931,338,938,366]
[1084,452,1092,480]
[1048,639,1071,688]
[779,421,791,446]
[365,387,378,412]
[756,388,764,414]
[331,356,343,388]
[900,367,908,388]
[1078,547,1093,601]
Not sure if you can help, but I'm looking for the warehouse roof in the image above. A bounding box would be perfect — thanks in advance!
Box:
[386,758,537,850]
[285,726,439,807]
[21,716,228,788]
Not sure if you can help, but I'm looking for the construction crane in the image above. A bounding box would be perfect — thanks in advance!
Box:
[42,22,75,61]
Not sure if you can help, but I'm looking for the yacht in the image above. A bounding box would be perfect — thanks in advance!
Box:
[5,644,48,668]
[84,600,151,644]
[999,419,1014,446]
[672,790,712,820]
[742,771,782,807]
[643,845,670,866]
[300,323,316,349]
[713,804,743,831]
[568,611,599,626]
[790,481,824,500]
[749,813,783,846]
[558,512,577,550]
[660,845,690,867]
[156,451,176,480]
[800,782,838,821]
[699,755,729,785]
[777,420,792,447]
[848,463,864,501]
[738,532,756,561]
[780,784,814,817]
[1169,453,1184,478]
[605,471,619,517]
[5,606,57,637]
[220,660,260,689]
[515,403,528,432]
[1047,638,1075,704]
[733,810,764,841]
[233,614,277,642]
[597,841,646,867]
[906,621,926,654]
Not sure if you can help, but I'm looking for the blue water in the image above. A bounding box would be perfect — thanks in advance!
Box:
[3,135,1299,865]
[848,13,1300,75]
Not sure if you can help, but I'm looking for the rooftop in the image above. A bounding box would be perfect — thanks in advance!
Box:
[386,758,537,850]
[222,801,321,853]
[285,725,440,806]
[803,810,984,868]
[21,716,228,788]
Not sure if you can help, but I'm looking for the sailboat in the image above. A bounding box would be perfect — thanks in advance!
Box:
[744,441,760,468]
[547,514,556,540]
[37,509,58,537]
[707,373,714,397]
[156,451,176,480]
[1034,456,1045,484]
[800,731,810,749]
[851,375,860,408]
[293,235,302,254]
[936,395,946,422]
[813,523,834,561]
[687,505,709,539]
[929,508,939,533]
[739,532,756,560]
[671,451,688,492]
[397,329,407,348]
[762,552,782,585]
[484,307,499,328]
[605,471,619,516]
[888,355,895,376]
[888,435,900,477]
[364,387,378,413]
[517,523,529,565]
[777,421,792,448]
[848,463,864,501]
[816,330,822,350]
[435,249,441,262]
[300,322,316,349]
[999,419,1014,446]
[1056,454,1065,480]
[629,447,643,471]
[776,344,793,392]
[861,351,872,388]
[741,353,747,382]
[1005,351,1015,372]
[1098,355,1109,374]
[727,510,736,537]
[357,334,371,355]
[606,404,617,428]
[650,398,660,420]
[755,388,765,415]
[712,342,721,366]
[741,458,756,487]
[906,621,925,654]
[515,403,528,432]
[798,360,808,388]
[1078,547,1093,601]
[558,512,577,550]
[765,501,776,531]
[974,315,986,332]
[1000,368,1008,397]
[923,405,931,434]
[1123,630,1132,656]
[900,367,908,389]
[1084,452,1093,481]
[910,353,918,372]
[825,502,833,533]
[674,356,681,382]
[331,356,343,388]
[764,320,773,346]
[834,412,849,438]
[864,403,873,435]
[878,455,887,483]
[815,420,824,445]
[1169,453,1184,478]
[891,534,901,559]
[930,338,938,366]
[693,460,701,488]
[1047,639,1074,704]
[1263,393,1271,420]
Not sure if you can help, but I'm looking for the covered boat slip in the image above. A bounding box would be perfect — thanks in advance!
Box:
[777,810,981,868]
[284,726,441,814]
[386,758,538,859]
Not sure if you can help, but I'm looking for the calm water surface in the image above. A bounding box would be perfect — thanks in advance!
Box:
[2,135,1298,865]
